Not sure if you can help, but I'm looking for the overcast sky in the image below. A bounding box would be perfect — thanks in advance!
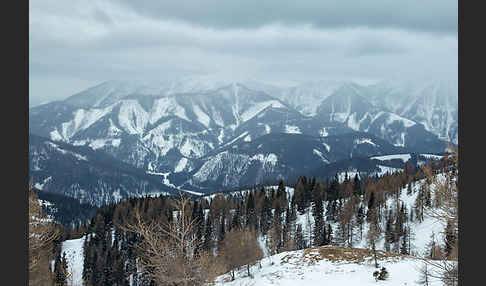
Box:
[29,0,458,107]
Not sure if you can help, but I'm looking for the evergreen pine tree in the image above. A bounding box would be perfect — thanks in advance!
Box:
[54,252,67,286]
[400,228,409,255]
[295,224,305,250]
[281,208,289,249]
[272,202,283,252]
[231,203,241,231]
[295,177,307,214]
[327,223,333,245]
[103,250,114,286]
[320,223,328,246]
[415,187,425,222]
[328,174,340,201]
[311,183,324,246]
[353,174,361,196]
[357,205,364,240]
[246,192,257,230]
[260,195,272,235]
[218,215,226,249]
[444,219,457,259]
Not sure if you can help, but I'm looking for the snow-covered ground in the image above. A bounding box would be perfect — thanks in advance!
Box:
[61,236,86,286]
[146,170,204,196]
[420,154,444,160]
[214,246,443,286]
[371,154,412,162]
[284,124,302,134]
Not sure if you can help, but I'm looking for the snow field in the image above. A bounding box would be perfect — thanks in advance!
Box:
[61,236,86,286]
[215,247,443,286]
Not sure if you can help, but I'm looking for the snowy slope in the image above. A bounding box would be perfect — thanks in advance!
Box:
[214,246,443,286]
[212,173,451,285]
[371,154,412,162]
[61,236,86,286]
[273,80,347,116]
[365,79,458,144]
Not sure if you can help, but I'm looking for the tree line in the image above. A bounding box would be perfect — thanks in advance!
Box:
[34,150,458,286]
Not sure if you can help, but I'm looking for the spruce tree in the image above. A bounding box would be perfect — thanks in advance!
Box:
[353,174,361,196]
[311,183,324,246]
[295,224,305,250]
[54,252,67,286]
[357,205,364,240]
[272,202,283,252]
[260,195,272,235]
[295,177,307,214]
[444,219,457,259]
[327,223,333,245]
[103,250,114,286]
[217,215,226,249]
[400,228,409,255]
[415,187,425,222]
[328,174,340,201]
[277,179,286,202]
[231,203,241,231]
[321,223,328,246]
[246,192,257,229]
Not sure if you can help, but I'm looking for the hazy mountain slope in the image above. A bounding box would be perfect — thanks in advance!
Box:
[313,84,449,151]
[361,79,457,144]
[269,79,457,144]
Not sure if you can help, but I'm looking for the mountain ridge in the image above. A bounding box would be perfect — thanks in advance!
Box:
[29,78,454,201]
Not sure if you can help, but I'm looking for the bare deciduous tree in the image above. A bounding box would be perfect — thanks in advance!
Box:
[29,180,60,286]
[220,228,263,279]
[418,147,459,285]
[119,192,224,286]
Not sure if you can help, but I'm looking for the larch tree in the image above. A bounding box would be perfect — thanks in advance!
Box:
[220,229,263,279]
[419,147,459,286]
[29,181,60,286]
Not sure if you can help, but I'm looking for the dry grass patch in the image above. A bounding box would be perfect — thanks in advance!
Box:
[281,245,406,265]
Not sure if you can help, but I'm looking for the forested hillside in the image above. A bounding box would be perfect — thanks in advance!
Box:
[52,149,457,286]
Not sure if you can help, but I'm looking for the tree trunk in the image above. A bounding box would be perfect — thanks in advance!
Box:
[373,243,378,268]
[247,264,250,277]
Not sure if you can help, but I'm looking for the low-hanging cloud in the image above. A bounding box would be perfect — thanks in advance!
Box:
[29,0,457,106]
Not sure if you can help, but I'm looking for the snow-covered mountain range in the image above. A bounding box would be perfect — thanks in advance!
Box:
[29,77,456,202]
[29,134,178,206]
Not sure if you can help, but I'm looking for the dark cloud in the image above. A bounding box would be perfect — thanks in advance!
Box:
[93,8,113,25]
[114,0,457,34]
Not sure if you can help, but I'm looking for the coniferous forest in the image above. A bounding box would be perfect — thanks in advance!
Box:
[28,150,458,286]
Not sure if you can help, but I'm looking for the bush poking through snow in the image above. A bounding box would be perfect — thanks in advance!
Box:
[378,267,389,281]
[373,270,380,281]
[373,267,389,281]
